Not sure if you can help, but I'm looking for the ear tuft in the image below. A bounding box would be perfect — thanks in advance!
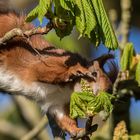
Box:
[90,54,115,68]
[106,60,119,83]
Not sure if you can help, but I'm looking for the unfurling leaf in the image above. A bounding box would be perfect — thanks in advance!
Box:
[70,79,114,119]
[121,43,135,71]
[70,92,87,118]
[136,61,140,86]
[130,54,140,71]
[87,91,113,115]
[75,0,97,38]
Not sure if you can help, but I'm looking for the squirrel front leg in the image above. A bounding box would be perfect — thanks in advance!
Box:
[47,104,98,139]
[47,105,86,138]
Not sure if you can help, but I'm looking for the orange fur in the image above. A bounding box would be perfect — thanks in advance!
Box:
[0,10,113,138]
[0,12,91,84]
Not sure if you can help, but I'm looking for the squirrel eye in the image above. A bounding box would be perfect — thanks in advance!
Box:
[92,72,97,77]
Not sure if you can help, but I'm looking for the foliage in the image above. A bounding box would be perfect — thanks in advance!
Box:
[70,79,114,119]
[92,0,118,49]
[120,43,140,86]
[135,61,140,86]
[120,43,135,71]
[26,0,51,23]
[26,0,118,49]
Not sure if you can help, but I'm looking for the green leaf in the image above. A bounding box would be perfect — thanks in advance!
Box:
[38,0,51,23]
[26,0,118,50]
[60,0,71,11]
[92,0,118,49]
[59,0,74,12]
[87,91,113,115]
[78,92,94,102]
[75,0,86,37]
[75,0,97,38]
[70,79,113,119]
[53,0,75,38]
[70,92,87,119]
[136,61,140,86]
[82,0,97,38]
[54,0,74,16]
[54,17,74,38]
[26,0,51,23]
[121,43,134,71]
[90,28,101,47]
[26,6,39,22]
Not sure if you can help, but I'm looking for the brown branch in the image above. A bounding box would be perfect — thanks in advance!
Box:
[113,71,129,95]
[85,117,93,131]
[0,22,53,46]
[120,0,132,50]
[24,22,53,37]
[109,9,118,31]
[81,117,94,140]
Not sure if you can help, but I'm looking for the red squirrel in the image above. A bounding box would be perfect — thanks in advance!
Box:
[0,1,113,138]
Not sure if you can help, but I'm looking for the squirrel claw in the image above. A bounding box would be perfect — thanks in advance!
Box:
[71,124,98,140]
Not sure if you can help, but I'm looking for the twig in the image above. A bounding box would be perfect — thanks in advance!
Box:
[24,22,53,37]
[113,71,129,95]
[112,0,132,129]
[111,1,132,135]
[119,0,132,50]
[85,117,93,131]
[109,9,118,31]
[21,116,48,140]
[0,119,27,139]
[13,96,50,140]
[0,22,53,46]
[81,117,94,140]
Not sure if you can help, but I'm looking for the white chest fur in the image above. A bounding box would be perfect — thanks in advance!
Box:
[0,67,73,112]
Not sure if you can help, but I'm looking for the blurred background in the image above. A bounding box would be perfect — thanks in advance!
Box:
[0,0,140,140]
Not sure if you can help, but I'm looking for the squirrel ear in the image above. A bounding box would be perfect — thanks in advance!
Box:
[90,54,114,68]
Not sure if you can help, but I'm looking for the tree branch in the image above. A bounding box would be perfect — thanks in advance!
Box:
[120,0,132,50]
[0,22,53,46]
[0,119,27,139]
[21,116,48,140]
[13,96,50,140]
